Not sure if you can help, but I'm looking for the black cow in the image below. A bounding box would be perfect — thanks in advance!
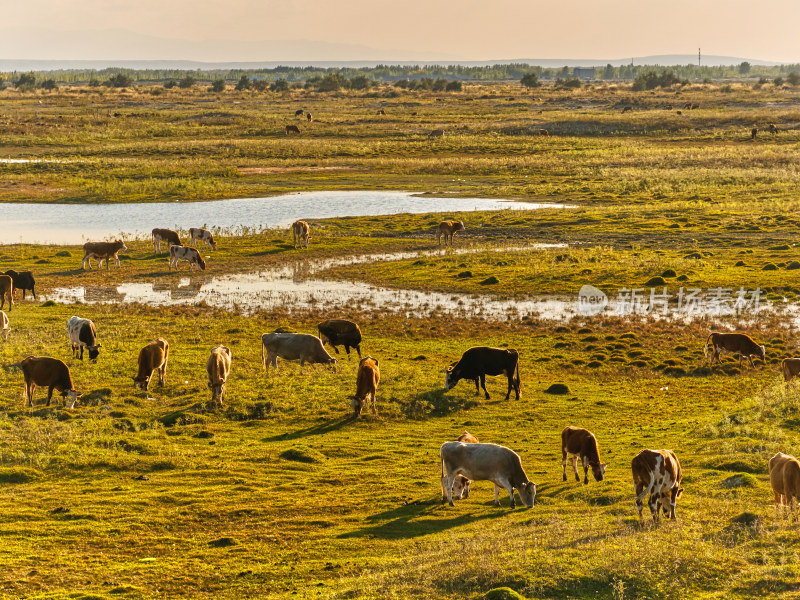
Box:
[443,347,521,400]
[4,270,36,300]
[318,319,362,358]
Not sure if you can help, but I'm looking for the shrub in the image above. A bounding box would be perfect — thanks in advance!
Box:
[252,79,268,91]
[40,79,57,90]
[211,79,226,92]
[774,77,785,87]
[787,71,800,86]
[235,75,251,91]
[521,72,540,88]
[270,78,289,92]
[349,75,371,90]
[15,72,36,90]
[317,73,348,92]
[163,80,177,89]
[178,75,195,89]
[106,73,133,88]
[632,71,683,91]
[445,80,463,92]
[555,77,581,89]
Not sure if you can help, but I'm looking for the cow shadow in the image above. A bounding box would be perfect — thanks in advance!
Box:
[250,245,293,256]
[45,269,86,277]
[262,415,354,442]
[400,388,480,418]
[338,500,508,540]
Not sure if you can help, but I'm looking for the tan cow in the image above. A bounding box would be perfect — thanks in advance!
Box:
[769,452,800,517]
[207,345,232,406]
[351,356,379,417]
[152,228,182,253]
[704,332,765,368]
[0,274,12,311]
[632,449,683,522]
[1,310,8,339]
[20,356,81,408]
[782,358,800,383]
[286,124,301,135]
[451,431,479,500]
[437,220,465,246]
[189,228,217,250]
[562,426,607,484]
[292,220,310,249]
[133,338,169,390]
[81,240,127,270]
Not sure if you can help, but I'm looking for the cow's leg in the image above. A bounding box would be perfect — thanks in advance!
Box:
[562,448,568,482]
[634,482,648,521]
[344,345,351,355]
[332,345,340,355]
[749,355,756,369]
[46,386,54,406]
[480,375,490,400]
[370,392,377,415]
[444,471,457,507]
[493,483,501,506]
[355,344,362,359]
[26,383,35,407]
[496,478,515,508]
[79,346,84,360]
[649,492,660,522]
[505,373,513,400]
[581,455,589,484]
[572,456,580,482]
[473,378,481,396]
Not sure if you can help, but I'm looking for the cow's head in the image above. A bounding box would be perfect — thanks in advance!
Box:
[118,240,128,252]
[197,256,207,271]
[87,344,101,360]
[457,220,465,232]
[443,362,460,391]
[452,475,471,500]
[759,345,766,360]
[133,374,150,390]
[590,461,608,482]
[350,395,365,417]
[518,481,537,508]
[208,381,225,405]
[63,389,82,409]
[209,236,217,251]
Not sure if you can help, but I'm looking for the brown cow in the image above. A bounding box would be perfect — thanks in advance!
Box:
[0,274,12,311]
[152,228,182,253]
[704,332,765,368]
[292,220,310,249]
[751,127,758,140]
[81,240,127,270]
[428,129,444,138]
[621,106,632,113]
[1,310,8,339]
[20,356,81,408]
[377,109,386,115]
[286,124,301,135]
[351,356,380,417]
[295,109,305,117]
[306,112,313,122]
[207,345,232,406]
[769,123,779,134]
[537,129,550,136]
[782,358,800,383]
[769,452,800,518]
[437,220,465,246]
[562,426,607,484]
[632,449,683,522]
[133,338,169,391]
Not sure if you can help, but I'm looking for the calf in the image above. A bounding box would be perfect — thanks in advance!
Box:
[81,240,127,270]
[440,441,536,509]
[152,228,182,253]
[189,227,217,250]
[451,431,479,500]
[437,220,465,246]
[351,356,379,417]
[444,346,520,400]
[67,316,101,360]
[20,356,81,408]
[782,358,800,383]
[704,332,765,368]
[318,319,362,358]
[562,426,607,484]
[4,270,35,300]
[1,310,8,339]
[169,245,206,271]
[133,338,169,390]
[632,449,683,522]
[0,274,12,311]
[207,345,232,406]
[769,452,800,518]
[261,332,336,373]
[292,220,310,248]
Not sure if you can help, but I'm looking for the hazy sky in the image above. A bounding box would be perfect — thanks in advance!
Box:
[5,0,800,61]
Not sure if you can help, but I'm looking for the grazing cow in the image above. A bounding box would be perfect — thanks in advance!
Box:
[451,431,479,500]
[704,332,765,368]
[169,245,206,271]
[207,345,232,406]
[318,319,362,358]
[428,129,444,138]
[133,338,169,390]
[437,220,465,246]
[351,356,380,417]
[4,270,35,300]
[295,109,305,117]
[377,109,386,115]
[631,449,683,522]
[152,228,182,253]
[769,452,800,517]
[440,441,536,508]
[260,332,336,373]
[691,103,699,110]
[751,127,758,140]
[537,129,550,136]
[676,110,682,115]
[621,106,632,113]
[81,240,127,270]
[67,316,101,360]
[286,124,301,135]
[769,123,779,134]
[561,426,607,484]
[292,220,310,249]
[20,356,81,408]
[444,346,520,400]
[189,227,217,250]
[782,358,800,383]
[0,274,12,311]
[683,102,691,109]
[306,112,313,122]
[1,310,8,339]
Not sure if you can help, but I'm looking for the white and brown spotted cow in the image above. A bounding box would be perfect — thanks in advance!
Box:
[67,316,101,361]
[632,449,683,523]
[169,245,206,271]
[292,220,310,249]
[704,332,765,368]
[189,228,217,251]
[437,220,465,246]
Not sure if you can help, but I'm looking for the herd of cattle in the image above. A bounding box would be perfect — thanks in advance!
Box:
[3,225,800,522]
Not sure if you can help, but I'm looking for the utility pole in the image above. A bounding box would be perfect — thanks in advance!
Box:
[698,48,701,67]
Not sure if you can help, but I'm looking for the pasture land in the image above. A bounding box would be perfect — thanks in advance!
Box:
[2,82,800,599]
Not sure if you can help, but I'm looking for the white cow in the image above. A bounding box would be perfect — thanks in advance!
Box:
[440,441,536,509]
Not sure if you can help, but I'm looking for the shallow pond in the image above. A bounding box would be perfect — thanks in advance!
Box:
[1,191,571,245]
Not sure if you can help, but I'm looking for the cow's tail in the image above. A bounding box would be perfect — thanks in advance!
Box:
[261,339,266,371]
[703,333,714,357]
[514,354,521,390]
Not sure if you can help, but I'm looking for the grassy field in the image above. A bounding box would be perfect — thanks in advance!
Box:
[3,81,800,599]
